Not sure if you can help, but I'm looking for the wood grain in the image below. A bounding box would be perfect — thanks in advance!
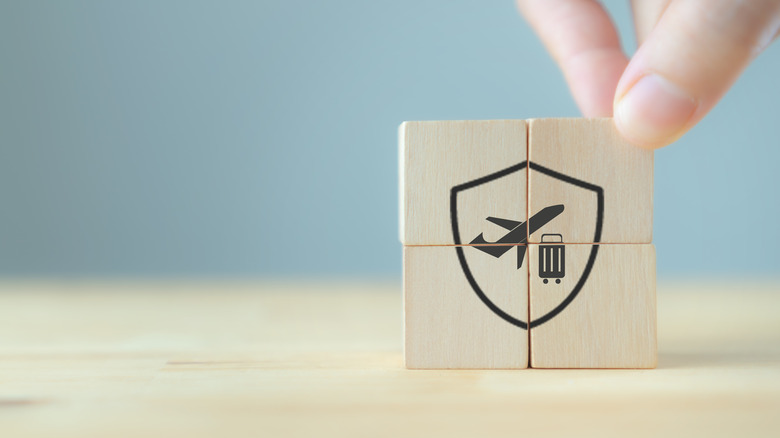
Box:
[529,244,657,368]
[404,245,528,369]
[527,118,653,244]
[1,280,780,437]
[400,120,527,245]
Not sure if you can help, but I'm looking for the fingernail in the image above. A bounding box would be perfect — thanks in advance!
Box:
[615,74,697,148]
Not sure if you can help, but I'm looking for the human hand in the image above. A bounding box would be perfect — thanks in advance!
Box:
[517,0,780,149]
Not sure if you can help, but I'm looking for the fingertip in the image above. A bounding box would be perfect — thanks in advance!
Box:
[613,73,698,149]
[565,48,628,117]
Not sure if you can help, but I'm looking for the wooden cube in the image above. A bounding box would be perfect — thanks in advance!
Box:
[528,244,657,368]
[527,118,653,244]
[400,120,527,246]
[404,245,528,369]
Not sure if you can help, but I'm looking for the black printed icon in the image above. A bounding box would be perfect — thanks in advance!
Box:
[451,161,603,330]
[539,234,565,284]
[469,204,565,269]
[469,217,527,269]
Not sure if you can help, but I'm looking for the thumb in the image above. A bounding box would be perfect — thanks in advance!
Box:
[614,0,780,149]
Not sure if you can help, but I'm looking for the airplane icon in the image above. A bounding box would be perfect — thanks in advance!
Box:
[470,204,565,269]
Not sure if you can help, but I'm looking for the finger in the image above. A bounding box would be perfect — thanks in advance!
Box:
[630,0,672,45]
[517,0,629,117]
[614,0,780,149]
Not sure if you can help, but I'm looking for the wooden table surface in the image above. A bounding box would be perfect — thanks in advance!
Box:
[2,280,779,437]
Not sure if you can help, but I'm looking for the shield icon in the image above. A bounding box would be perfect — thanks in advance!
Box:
[451,161,604,330]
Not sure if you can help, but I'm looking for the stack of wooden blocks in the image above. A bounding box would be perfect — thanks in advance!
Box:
[400,118,656,369]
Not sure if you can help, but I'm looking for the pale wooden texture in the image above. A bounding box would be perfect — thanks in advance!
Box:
[400,120,527,245]
[404,245,528,369]
[529,244,657,368]
[2,280,780,438]
[527,118,653,243]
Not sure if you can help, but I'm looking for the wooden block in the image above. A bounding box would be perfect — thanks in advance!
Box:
[404,244,528,369]
[529,243,657,368]
[400,120,527,245]
[527,118,653,243]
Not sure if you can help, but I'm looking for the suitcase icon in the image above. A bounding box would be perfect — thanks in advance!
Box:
[539,234,565,284]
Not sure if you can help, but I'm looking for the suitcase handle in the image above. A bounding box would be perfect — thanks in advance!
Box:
[541,233,563,243]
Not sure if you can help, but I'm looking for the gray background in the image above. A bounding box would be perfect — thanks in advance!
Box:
[0,1,778,278]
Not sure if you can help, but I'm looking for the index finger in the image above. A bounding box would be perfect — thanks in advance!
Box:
[517,0,629,117]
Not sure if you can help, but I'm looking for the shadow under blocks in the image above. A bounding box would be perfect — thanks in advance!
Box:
[400,118,655,369]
